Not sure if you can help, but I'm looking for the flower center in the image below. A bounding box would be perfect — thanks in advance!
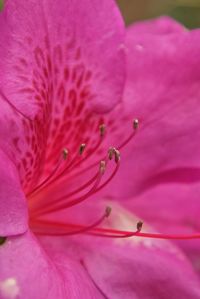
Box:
[27,119,138,236]
[4,115,198,242]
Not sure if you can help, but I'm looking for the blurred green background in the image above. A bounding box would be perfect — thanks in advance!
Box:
[1,0,200,29]
[117,0,200,28]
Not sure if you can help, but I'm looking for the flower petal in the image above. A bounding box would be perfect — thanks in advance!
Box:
[102,17,200,198]
[128,16,186,35]
[0,148,28,236]
[0,231,105,299]
[125,182,200,275]
[0,0,125,116]
[0,0,125,191]
[39,202,200,299]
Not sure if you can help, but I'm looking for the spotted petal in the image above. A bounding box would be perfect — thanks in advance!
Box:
[0,0,125,192]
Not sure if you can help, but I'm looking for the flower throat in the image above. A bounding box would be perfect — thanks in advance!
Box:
[0,116,199,244]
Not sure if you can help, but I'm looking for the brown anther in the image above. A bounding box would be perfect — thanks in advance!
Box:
[79,143,86,155]
[0,236,6,246]
[133,119,139,130]
[62,148,69,160]
[100,160,106,174]
[114,149,120,163]
[99,124,106,137]
[137,221,143,232]
[105,206,112,217]
[108,147,115,160]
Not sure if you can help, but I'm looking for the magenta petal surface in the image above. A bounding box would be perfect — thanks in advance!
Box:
[128,16,186,35]
[104,17,200,198]
[0,148,27,236]
[0,231,105,299]
[125,183,200,275]
[39,232,200,298]
[0,0,125,193]
[36,202,200,299]
[75,237,200,299]
[0,0,125,117]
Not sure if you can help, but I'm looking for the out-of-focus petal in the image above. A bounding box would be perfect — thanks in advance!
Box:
[128,16,186,35]
[102,18,200,198]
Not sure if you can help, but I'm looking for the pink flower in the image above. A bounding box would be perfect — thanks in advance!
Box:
[108,16,200,274]
[0,1,200,299]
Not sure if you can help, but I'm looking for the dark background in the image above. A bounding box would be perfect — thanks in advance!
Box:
[1,0,200,28]
[117,0,200,28]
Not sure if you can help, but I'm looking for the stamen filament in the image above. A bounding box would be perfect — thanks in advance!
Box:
[31,207,111,236]
[27,149,68,197]
[32,165,104,216]
[31,218,200,240]
[66,126,106,173]
[87,230,200,240]
[34,127,106,197]
[32,171,100,215]
[67,120,138,181]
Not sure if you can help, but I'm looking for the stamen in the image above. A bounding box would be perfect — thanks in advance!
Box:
[108,147,115,160]
[69,119,139,180]
[84,222,200,240]
[32,160,106,216]
[99,124,106,137]
[62,148,69,160]
[40,123,107,194]
[79,143,86,155]
[137,221,143,232]
[133,118,139,130]
[31,143,88,198]
[31,171,100,217]
[0,236,6,245]
[27,148,69,197]
[118,119,139,150]
[67,124,106,172]
[114,149,120,163]
[94,150,120,193]
[100,160,106,174]
[31,206,112,236]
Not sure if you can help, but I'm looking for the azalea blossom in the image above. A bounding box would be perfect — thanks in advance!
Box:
[1,1,200,299]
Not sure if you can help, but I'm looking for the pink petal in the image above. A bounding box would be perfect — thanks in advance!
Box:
[0,0,125,193]
[128,16,186,35]
[125,183,200,275]
[102,17,200,198]
[0,231,105,299]
[0,0,125,116]
[38,202,200,299]
[0,148,28,236]
[75,237,200,299]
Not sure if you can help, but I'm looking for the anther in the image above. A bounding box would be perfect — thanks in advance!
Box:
[133,119,139,130]
[62,148,69,160]
[100,160,106,174]
[0,236,6,246]
[79,143,86,155]
[137,221,143,232]
[114,149,120,163]
[108,147,115,160]
[105,206,112,217]
[99,124,106,137]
